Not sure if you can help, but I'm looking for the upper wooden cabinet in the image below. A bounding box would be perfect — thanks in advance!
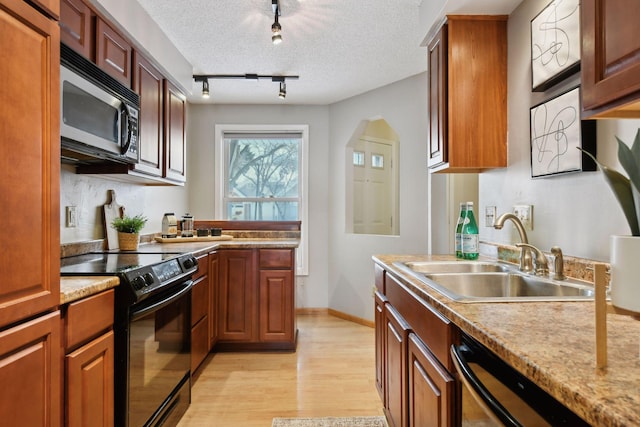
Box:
[95,17,132,86]
[133,52,164,177]
[164,80,187,183]
[427,15,508,173]
[29,0,59,19]
[0,0,60,328]
[59,0,92,58]
[581,0,640,118]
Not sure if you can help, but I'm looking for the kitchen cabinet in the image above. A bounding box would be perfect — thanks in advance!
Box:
[0,0,60,330]
[0,311,61,426]
[59,0,92,58]
[95,17,132,86]
[29,0,59,19]
[191,254,210,374]
[375,270,458,427]
[427,15,507,173]
[218,249,257,343]
[407,334,455,427]
[385,304,410,427]
[209,251,219,348]
[133,51,164,177]
[581,0,640,118]
[217,248,296,351]
[63,290,114,427]
[258,249,295,344]
[164,80,187,183]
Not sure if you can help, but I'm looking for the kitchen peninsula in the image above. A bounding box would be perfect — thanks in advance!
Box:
[373,253,640,426]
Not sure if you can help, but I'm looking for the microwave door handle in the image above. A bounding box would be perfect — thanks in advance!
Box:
[450,344,522,427]
[120,105,132,155]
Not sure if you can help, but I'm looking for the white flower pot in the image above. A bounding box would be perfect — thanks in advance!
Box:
[610,235,640,313]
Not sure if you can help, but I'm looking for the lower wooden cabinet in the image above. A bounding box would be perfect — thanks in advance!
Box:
[191,254,210,374]
[209,252,219,348]
[63,289,114,427]
[0,311,61,427]
[408,333,455,427]
[217,248,296,351]
[65,331,114,427]
[375,269,458,427]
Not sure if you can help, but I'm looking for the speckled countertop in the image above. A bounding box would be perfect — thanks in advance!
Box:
[60,236,299,304]
[373,254,640,427]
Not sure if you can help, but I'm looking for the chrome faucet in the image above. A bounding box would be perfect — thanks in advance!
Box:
[516,243,549,276]
[493,213,533,273]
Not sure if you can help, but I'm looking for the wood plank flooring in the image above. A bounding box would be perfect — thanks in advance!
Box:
[178,313,384,426]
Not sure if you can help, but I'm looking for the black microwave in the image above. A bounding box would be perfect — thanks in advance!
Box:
[60,43,139,164]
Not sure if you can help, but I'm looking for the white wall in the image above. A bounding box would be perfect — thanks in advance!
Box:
[479,0,640,262]
[328,73,432,321]
[186,104,331,309]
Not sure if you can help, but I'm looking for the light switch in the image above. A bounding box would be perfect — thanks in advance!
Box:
[66,206,78,228]
[513,205,533,231]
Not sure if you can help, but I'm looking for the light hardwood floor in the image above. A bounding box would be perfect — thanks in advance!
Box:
[177,313,385,426]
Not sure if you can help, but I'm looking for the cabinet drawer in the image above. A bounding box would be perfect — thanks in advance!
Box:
[65,289,114,351]
[193,254,209,280]
[259,249,293,269]
[385,273,456,371]
[191,276,209,327]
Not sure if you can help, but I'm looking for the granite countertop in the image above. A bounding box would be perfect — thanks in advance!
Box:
[60,237,300,304]
[373,254,640,427]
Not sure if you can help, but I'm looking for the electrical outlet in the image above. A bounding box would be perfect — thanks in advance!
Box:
[485,206,497,227]
[66,206,78,228]
[513,205,533,231]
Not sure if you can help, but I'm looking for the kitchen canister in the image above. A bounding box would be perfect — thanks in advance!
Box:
[181,213,194,237]
[162,213,178,238]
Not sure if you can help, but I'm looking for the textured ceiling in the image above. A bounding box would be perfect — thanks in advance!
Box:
[134,0,520,105]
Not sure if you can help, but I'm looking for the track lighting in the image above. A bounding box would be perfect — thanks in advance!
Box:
[201,79,210,98]
[271,0,282,44]
[193,74,298,99]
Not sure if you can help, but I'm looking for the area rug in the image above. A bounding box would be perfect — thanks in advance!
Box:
[271,416,387,427]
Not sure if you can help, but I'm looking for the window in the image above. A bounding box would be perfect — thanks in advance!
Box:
[215,125,309,275]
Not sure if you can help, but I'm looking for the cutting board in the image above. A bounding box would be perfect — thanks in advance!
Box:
[103,190,125,250]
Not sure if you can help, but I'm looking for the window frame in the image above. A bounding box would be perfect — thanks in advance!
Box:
[214,124,309,276]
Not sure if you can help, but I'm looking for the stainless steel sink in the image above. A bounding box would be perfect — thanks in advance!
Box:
[392,261,595,302]
[398,261,511,274]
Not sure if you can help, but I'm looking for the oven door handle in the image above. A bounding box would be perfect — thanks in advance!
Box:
[450,344,523,427]
[130,280,193,321]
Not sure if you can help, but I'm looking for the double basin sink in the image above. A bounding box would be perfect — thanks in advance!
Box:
[392,260,595,303]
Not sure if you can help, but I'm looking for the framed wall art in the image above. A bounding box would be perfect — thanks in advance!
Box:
[531,0,580,92]
[529,86,597,178]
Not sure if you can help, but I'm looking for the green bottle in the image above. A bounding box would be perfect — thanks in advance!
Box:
[461,202,479,260]
[455,203,466,259]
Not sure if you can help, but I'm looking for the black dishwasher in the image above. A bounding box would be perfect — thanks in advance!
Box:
[451,332,589,426]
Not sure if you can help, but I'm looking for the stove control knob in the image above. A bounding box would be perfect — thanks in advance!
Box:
[143,273,154,286]
[183,257,195,270]
[131,276,145,290]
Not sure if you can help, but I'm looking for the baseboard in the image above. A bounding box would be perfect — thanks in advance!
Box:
[296,307,374,328]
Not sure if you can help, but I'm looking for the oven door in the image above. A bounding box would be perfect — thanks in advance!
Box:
[126,281,192,427]
[451,333,589,427]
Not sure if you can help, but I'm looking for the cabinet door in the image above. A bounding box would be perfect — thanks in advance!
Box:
[0,311,61,426]
[408,334,455,427]
[164,80,187,182]
[218,250,257,342]
[385,305,410,427]
[427,23,447,169]
[29,0,59,19]
[66,331,114,427]
[209,252,219,348]
[258,270,294,342]
[0,0,60,329]
[133,52,164,176]
[374,291,387,401]
[582,0,640,117]
[59,0,92,58]
[95,17,131,86]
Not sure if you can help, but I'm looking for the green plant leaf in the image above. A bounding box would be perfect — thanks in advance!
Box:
[111,214,148,234]
[616,136,640,195]
[579,148,640,236]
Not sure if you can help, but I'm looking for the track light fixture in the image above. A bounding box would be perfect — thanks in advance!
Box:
[271,0,282,44]
[193,74,298,99]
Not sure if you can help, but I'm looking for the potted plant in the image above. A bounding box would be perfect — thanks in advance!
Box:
[111,214,147,251]
[581,129,640,313]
